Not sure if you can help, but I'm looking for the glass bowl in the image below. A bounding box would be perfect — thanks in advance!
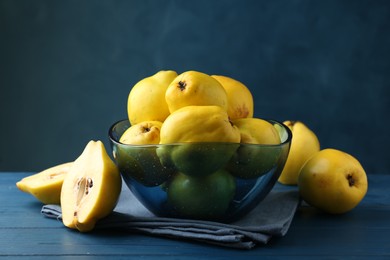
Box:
[108,119,292,223]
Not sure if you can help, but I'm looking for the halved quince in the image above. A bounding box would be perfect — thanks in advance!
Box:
[16,162,73,204]
[60,140,122,232]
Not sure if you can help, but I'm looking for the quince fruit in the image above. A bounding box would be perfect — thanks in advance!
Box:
[298,148,368,214]
[211,75,254,119]
[120,121,162,145]
[227,118,281,179]
[233,118,280,145]
[278,121,320,185]
[157,105,240,176]
[115,121,174,187]
[165,71,228,113]
[127,70,177,125]
[16,162,73,204]
[167,170,236,220]
[61,140,121,232]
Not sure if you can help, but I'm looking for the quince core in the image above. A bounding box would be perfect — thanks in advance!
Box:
[61,140,121,232]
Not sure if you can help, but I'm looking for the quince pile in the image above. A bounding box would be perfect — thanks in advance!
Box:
[16,70,369,231]
[119,70,283,219]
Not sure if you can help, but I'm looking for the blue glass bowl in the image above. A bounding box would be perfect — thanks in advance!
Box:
[108,119,292,223]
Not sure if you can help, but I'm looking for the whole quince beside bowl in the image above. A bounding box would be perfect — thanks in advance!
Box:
[109,70,292,222]
[275,119,368,214]
[298,148,368,214]
[278,121,320,185]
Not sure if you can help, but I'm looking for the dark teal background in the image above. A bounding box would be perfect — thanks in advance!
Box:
[1,0,389,174]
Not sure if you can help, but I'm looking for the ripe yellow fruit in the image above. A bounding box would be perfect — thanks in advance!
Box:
[16,162,73,204]
[298,148,368,214]
[278,121,320,185]
[165,71,228,113]
[227,118,281,179]
[116,121,173,187]
[61,140,121,232]
[211,75,254,120]
[127,70,177,125]
[232,118,280,145]
[120,121,163,145]
[158,105,240,176]
[160,105,240,144]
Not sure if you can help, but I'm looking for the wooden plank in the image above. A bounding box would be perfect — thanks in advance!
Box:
[1,226,389,258]
[1,172,390,258]
[1,226,389,257]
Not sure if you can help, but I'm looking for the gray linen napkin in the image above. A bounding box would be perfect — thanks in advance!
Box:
[42,184,300,249]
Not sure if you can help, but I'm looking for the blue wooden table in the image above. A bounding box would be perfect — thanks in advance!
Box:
[1,172,389,259]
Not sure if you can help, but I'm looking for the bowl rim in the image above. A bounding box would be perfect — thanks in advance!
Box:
[108,118,292,148]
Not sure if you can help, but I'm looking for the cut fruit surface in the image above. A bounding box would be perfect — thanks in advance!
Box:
[16,162,73,204]
[60,140,121,232]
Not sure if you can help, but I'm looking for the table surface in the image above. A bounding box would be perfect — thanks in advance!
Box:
[1,172,389,259]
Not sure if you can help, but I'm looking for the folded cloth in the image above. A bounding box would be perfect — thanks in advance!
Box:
[42,184,300,249]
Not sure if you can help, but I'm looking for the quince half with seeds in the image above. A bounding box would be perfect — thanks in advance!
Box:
[61,140,121,232]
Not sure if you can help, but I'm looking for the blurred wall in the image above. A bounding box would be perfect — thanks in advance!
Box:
[1,0,389,174]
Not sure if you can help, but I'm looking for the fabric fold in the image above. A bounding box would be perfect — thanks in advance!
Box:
[42,185,300,249]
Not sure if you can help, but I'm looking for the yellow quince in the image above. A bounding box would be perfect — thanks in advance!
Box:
[127,70,177,125]
[116,121,174,187]
[157,105,240,176]
[227,118,281,179]
[165,71,228,113]
[278,121,320,185]
[120,121,163,145]
[298,148,368,214]
[211,75,254,120]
